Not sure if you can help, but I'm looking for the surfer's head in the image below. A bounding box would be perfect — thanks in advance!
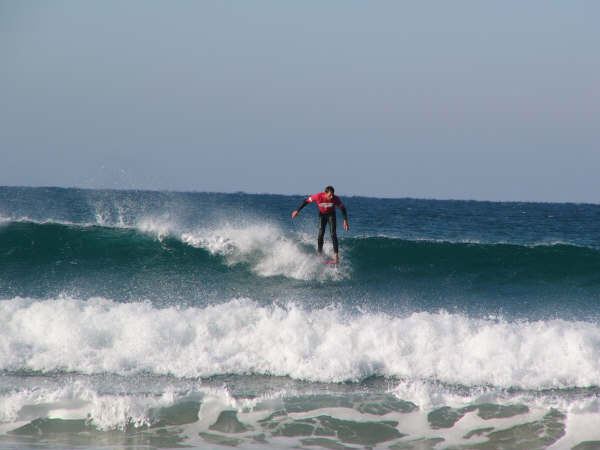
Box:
[324,186,335,200]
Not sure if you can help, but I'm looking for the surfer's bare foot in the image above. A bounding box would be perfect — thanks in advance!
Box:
[334,254,339,264]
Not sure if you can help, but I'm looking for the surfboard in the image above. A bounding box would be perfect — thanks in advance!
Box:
[323,260,338,265]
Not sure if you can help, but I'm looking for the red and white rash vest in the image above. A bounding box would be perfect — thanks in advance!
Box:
[307,192,345,214]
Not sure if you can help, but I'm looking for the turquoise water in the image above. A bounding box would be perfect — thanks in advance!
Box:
[1,186,600,448]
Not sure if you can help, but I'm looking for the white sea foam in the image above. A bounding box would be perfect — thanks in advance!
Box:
[180,223,346,280]
[52,207,338,281]
[0,381,164,429]
[0,372,597,447]
[134,216,347,280]
[0,382,237,433]
[0,376,269,433]
[2,383,597,450]
[2,297,600,389]
[136,215,177,240]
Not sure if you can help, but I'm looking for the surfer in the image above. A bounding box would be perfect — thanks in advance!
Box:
[292,186,349,264]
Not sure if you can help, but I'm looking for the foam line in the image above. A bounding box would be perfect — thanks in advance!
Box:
[2,297,599,389]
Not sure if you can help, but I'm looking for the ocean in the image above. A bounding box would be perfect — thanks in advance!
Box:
[1,186,600,449]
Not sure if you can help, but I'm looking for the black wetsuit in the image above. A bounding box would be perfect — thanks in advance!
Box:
[318,210,339,254]
[296,194,348,254]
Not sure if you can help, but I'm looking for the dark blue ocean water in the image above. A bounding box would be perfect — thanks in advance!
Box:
[1,186,600,448]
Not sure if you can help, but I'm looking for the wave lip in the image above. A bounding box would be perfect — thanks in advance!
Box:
[2,297,600,389]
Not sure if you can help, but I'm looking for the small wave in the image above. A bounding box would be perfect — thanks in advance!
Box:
[131,217,347,281]
[4,220,600,286]
[0,219,347,283]
[3,376,599,447]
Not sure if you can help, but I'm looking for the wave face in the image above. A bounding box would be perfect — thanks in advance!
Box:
[4,220,600,283]
[2,186,600,448]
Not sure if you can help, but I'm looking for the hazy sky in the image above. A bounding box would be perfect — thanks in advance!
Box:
[1,1,599,202]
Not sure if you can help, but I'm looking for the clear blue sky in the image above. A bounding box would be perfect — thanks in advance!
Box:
[1,1,598,202]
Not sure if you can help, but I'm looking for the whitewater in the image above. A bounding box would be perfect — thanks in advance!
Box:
[3,296,600,389]
[1,186,600,448]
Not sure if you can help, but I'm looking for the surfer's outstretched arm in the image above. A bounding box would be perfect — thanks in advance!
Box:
[338,203,349,231]
[291,198,309,219]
